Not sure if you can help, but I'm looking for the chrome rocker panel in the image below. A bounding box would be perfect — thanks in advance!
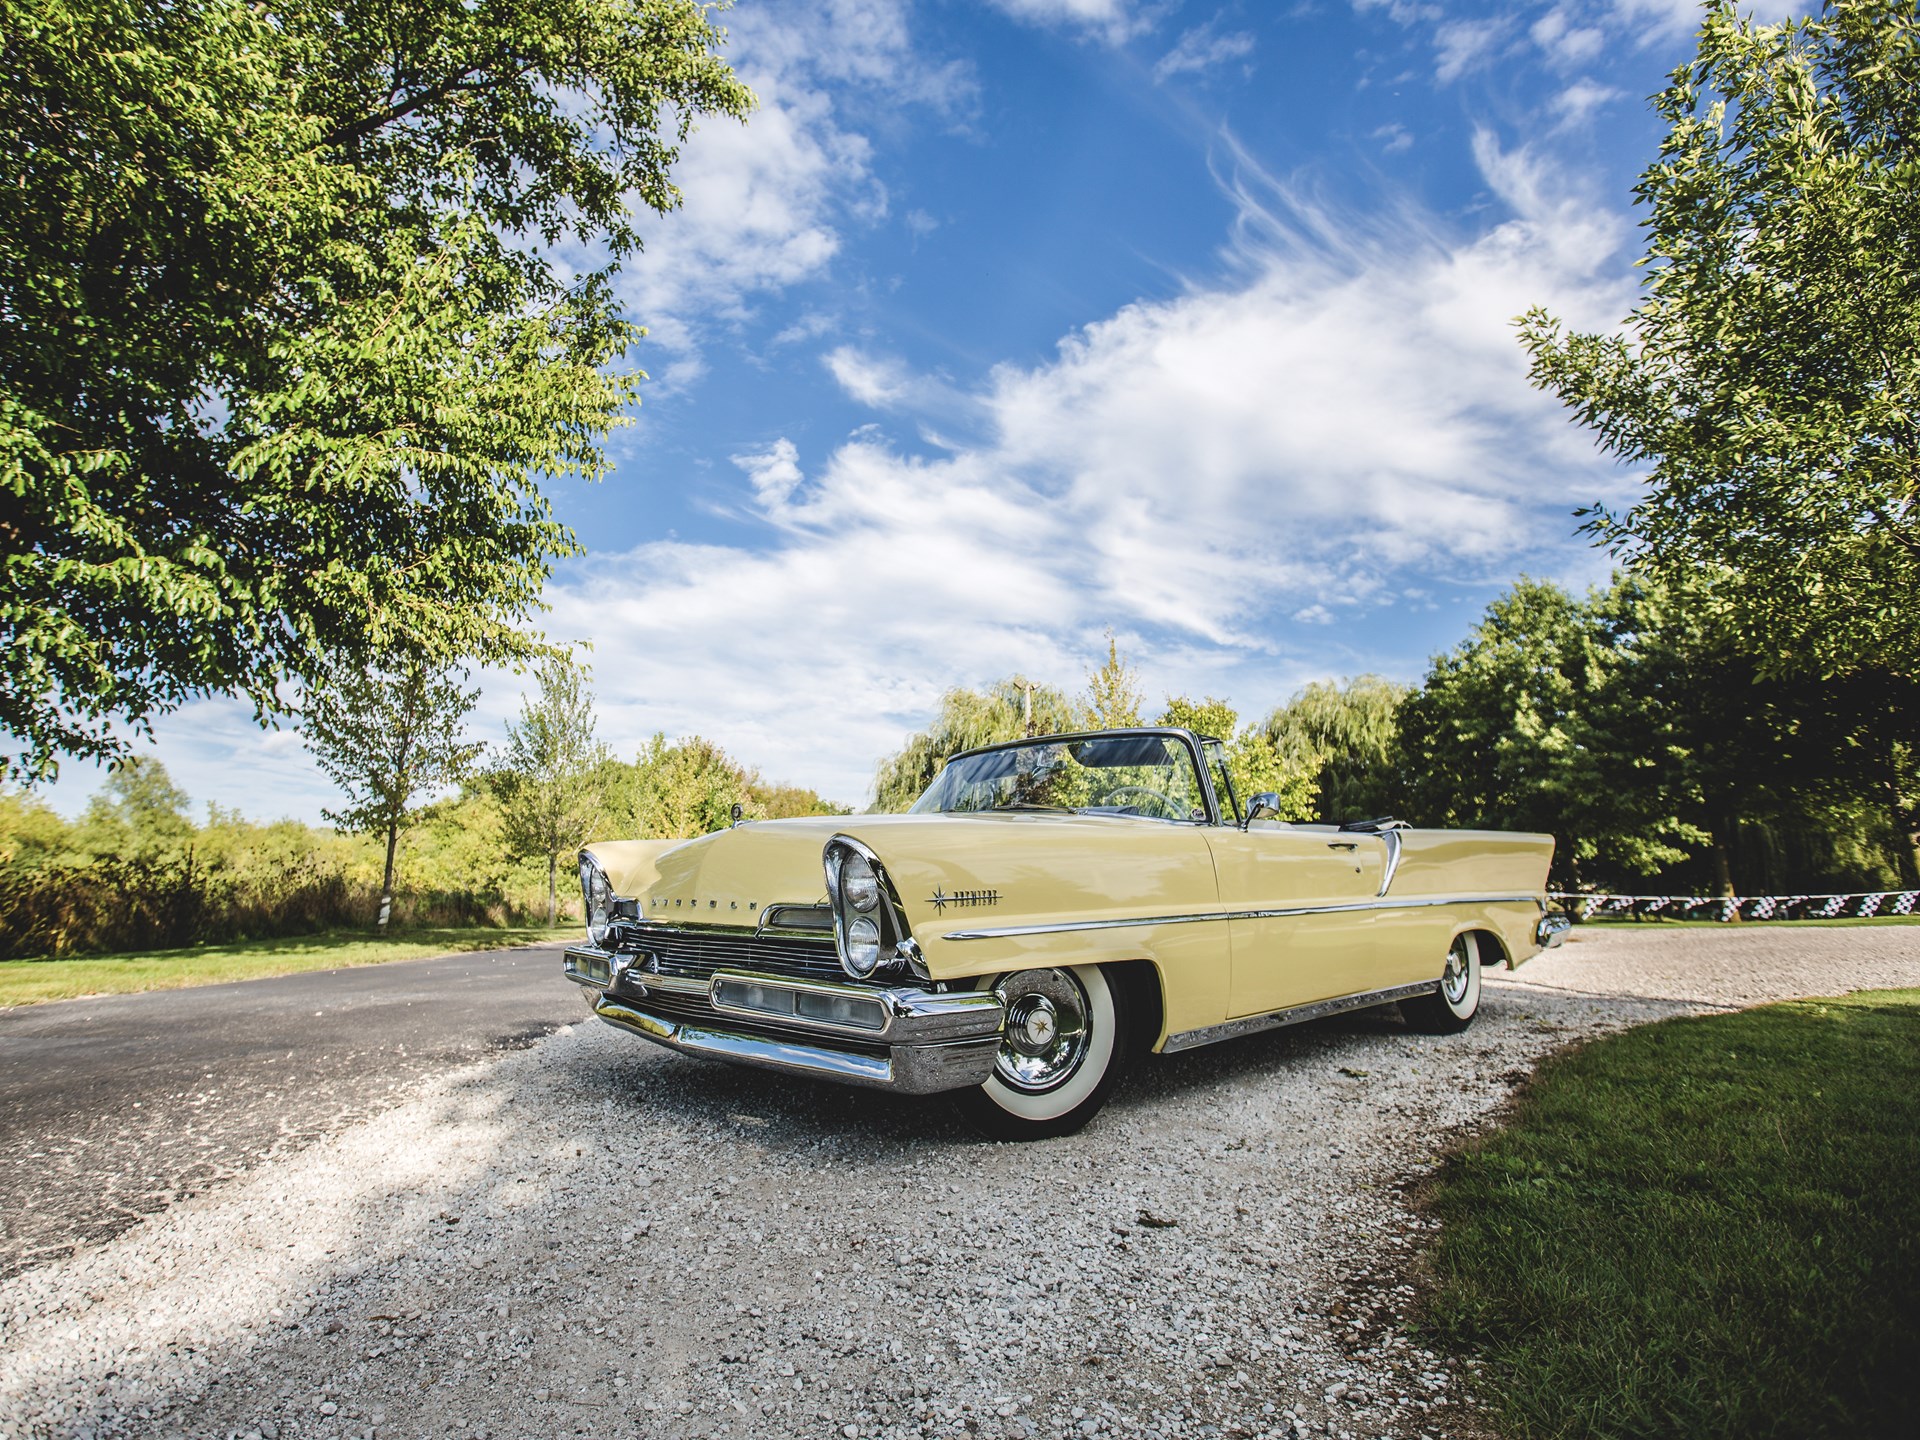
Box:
[1162,978,1445,1053]
[564,946,1006,1095]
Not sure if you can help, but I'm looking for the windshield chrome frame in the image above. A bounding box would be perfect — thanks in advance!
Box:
[1200,737,1240,827]
[917,727,1228,827]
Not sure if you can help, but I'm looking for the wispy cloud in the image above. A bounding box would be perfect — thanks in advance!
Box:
[1155,19,1257,80]
[1371,121,1414,153]
[1433,16,1511,83]
[604,1,973,365]
[987,0,1158,46]
[1552,77,1625,125]
[1531,6,1606,66]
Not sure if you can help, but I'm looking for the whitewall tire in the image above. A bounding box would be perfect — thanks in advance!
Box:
[1402,932,1482,1035]
[956,964,1134,1140]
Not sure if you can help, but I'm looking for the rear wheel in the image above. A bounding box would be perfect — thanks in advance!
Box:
[955,964,1134,1140]
[1401,933,1481,1034]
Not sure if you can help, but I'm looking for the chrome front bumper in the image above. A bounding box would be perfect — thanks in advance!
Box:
[563,946,1006,1095]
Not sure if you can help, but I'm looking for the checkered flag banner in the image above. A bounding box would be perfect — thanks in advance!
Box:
[1553,890,1920,922]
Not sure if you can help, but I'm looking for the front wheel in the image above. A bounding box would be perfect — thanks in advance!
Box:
[955,964,1134,1140]
[1401,933,1482,1034]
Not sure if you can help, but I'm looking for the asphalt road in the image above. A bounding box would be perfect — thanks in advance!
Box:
[0,942,580,1279]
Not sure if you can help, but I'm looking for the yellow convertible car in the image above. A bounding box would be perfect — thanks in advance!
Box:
[565,726,1566,1138]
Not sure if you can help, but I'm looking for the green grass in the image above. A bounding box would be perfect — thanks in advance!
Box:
[0,926,578,1007]
[1420,989,1920,1440]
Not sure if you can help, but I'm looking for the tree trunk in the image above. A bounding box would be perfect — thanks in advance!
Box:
[1712,817,1739,918]
[1885,729,1919,887]
[547,851,558,927]
[379,824,399,933]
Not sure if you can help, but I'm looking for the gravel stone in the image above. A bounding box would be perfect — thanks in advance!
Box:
[0,925,1912,1439]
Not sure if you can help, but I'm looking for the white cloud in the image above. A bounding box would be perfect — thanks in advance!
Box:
[533,134,1641,804]
[1531,7,1606,66]
[767,310,839,349]
[1155,20,1257,80]
[607,2,971,363]
[1552,77,1625,125]
[1371,121,1414,153]
[987,0,1157,46]
[1433,17,1509,83]
[824,346,916,408]
[1350,0,1443,25]
[733,438,807,514]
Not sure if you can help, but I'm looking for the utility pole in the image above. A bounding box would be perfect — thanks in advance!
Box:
[1012,678,1039,736]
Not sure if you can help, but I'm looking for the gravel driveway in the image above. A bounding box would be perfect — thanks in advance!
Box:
[2,925,1914,1440]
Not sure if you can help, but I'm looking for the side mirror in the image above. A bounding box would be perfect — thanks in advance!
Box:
[1244,792,1282,827]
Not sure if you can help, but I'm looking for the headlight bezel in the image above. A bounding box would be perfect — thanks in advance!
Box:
[579,850,620,950]
[823,835,925,981]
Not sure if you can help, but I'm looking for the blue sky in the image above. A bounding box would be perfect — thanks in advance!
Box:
[48,0,1807,820]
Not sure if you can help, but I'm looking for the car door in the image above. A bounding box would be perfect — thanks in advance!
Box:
[1205,823,1389,1018]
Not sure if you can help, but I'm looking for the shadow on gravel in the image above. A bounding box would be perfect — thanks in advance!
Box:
[561,994,1429,1149]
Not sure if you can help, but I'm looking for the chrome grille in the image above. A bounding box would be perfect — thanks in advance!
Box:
[620,923,846,986]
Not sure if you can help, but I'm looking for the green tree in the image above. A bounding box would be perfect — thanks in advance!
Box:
[1081,635,1144,728]
[1392,573,1913,893]
[1,0,753,781]
[613,734,748,838]
[747,780,850,820]
[0,785,72,872]
[497,657,610,923]
[1395,578,1706,889]
[1518,0,1920,682]
[1263,676,1411,824]
[1159,696,1317,821]
[303,655,482,929]
[871,679,1079,812]
[74,757,197,863]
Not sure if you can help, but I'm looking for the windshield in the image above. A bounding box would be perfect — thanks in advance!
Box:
[909,734,1212,822]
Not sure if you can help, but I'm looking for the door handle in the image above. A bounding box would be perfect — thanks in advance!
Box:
[1326,841,1357,851]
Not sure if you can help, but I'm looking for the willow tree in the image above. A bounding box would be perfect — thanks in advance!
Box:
[1,0,753,780]
[871,679,1079,812]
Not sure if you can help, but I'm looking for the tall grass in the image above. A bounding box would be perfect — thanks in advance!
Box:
[0,854,560,960]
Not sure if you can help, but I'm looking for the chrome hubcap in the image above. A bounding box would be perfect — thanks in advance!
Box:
[993,968,1091,1093]
[1442,938,1473,1005]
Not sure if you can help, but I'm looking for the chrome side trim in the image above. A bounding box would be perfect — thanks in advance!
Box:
[943,893,1541,941]
[1162,979,1441,1053]
[591,997,1002,1095]
[1376,830,1403,897]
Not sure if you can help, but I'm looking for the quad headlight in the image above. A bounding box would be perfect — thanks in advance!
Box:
[579,851,617,949]
[823,835,922,981]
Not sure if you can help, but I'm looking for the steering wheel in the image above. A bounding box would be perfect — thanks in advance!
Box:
[1104,784,1185,819]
